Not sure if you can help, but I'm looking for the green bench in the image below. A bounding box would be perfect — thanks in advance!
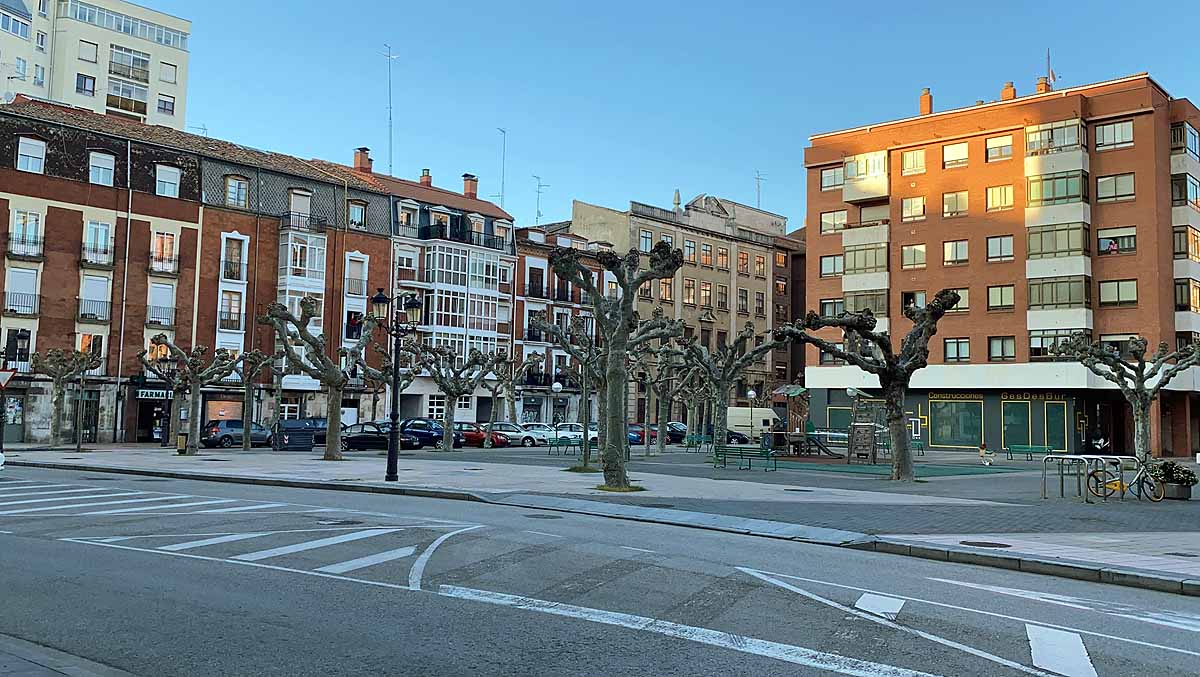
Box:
[1006,444,1051,461]
[547,437,584,456]
[713,445,777,471]
[684,434,713,453]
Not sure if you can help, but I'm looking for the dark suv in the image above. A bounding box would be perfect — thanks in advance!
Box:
[201,420,272,448]
[275,417,328,445]
[397,418,464,449]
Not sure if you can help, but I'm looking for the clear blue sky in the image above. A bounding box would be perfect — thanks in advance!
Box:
[153,0,1200,233]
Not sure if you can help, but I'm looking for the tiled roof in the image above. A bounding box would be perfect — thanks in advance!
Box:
[0,97,382,193]
[314,161,513,221]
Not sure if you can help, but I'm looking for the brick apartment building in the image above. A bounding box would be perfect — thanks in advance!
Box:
[804,72,1200,458]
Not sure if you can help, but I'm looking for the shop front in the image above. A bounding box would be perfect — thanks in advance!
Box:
[133,387,172,443]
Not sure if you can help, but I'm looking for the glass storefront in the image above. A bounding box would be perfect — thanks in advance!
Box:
[930,400,983,448]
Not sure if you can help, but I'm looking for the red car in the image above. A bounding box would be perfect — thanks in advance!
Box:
[628,424,657,444]
[453,422,511,447]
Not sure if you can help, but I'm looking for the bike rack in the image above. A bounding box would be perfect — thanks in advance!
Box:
[1041,454,1143,503]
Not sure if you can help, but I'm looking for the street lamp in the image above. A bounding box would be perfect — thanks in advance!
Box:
[369,288,423,482]
[551,381,563,426]
[747,389,757,445]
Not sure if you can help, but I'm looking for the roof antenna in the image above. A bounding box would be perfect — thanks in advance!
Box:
[754,170,768,208]
[186,123,208,136]
[532,175,550,226]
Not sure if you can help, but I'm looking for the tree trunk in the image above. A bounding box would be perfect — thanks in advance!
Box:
[169,388,184,446]
[643,390,652,457]
[323,382,344,461]
[655,388,669,455]
[601,337,630,488]
[578,373,591,467]
[185,387,203,456]
[50,382,64,447]
[595,376,607,459]
[484,388,499,448]
[713,385,730,450]
[441,398,457,452]
[507,388,519,424]
[883,380,914,481]
[1132,399,1152,462]
[242,380,254,452]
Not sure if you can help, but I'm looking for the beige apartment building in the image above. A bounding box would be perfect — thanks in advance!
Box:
[553,193,789,423]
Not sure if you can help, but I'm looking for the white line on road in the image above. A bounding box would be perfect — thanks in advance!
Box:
[0,483,72,492]
[158,532,271,552]
[233,529,401,562]
[0,495,184,515]
[408,525,485,591]
[0,488,104,499]
[192,503,289,513]
[316,546,417,574]
[0,492,143,508]
[1026,625,1097,677]
[620,546,656,553]
[81,499,237,515]
[439,585,942,677]
[522,531,562,538]
[855,593,906,620]
[739,567,1054,677]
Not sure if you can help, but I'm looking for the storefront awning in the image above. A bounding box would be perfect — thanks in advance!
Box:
[772,384,807,397]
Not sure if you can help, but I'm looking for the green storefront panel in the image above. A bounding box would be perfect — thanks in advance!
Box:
[1045,401,1068,450]
[1002,401,1031,449]
[930,400,983,448]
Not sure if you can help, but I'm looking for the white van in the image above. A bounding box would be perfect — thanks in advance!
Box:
[725,406,780,442]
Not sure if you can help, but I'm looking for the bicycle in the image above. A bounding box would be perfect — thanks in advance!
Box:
[1085,460,1165,502]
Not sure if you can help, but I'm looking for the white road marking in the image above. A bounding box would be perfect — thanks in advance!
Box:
[81,499,237,515]
[192,503,289,513]
[408,525,485,591]
[0,488,104,499]
[855,593,906,620]
[0,530,12,534]
[0,495,184,515]
[753,569,1200,659]
[930,577,1200,633]
[522,531,562,538]
[620,546,656,553]
[1025,625,1097,677]
[439,585,942,677]
[233,529,401,562]
[315,546,417,574]
[75,525,466,542]
[0,483,72,492]
[0,492,143,509]
[740,568,1053,677]
[158,532,271,552]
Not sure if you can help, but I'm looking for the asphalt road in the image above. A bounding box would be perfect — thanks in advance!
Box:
[1,467,1197,676]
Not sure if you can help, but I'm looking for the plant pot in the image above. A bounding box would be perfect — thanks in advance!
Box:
[1163,483,1192,501]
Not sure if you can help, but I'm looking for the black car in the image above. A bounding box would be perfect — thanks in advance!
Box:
[726,430,751,444]
[654,422,686,444]
[341,423,420,451]
[397,418,464,449]
[200,420,272,448]
[275,417,328,446]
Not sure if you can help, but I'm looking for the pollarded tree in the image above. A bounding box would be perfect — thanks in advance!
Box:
[532,313,606,466]
[631,342,691,456]
[403,343,503,451]
[479,351,542,448]
[775,289,960,481]
[145,334,240,456]
[550,241,683,488]
[672,365,715,444]
[139,346,187,446]
[31,348,102,447]
[1052,334,1200,461]
[229,350,280,452]
[683,322,786,449]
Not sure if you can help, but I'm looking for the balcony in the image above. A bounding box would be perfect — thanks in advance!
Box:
[146,305,175,327]
[218,311,244,331]
[523,373,552,387]
[524,329,548,343]
[553,287,573,302]
[524,283,549,300]
[148,254,179,277]
[841,152,888,203]
[7,235,43,261]
[109,62,150,83]
[344,276,368,297]
[280,212,327,232]
[106,94,147,116]
[4,359,31,374]
[221,260,248,282]
[418,224,513,254]
[3,292,38,316]
[81,240,115,268]
[579,292,592,306]
[78,299,111,323]
[1024,148,1088,177]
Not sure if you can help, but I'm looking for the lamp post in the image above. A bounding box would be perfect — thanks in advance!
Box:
[370,288,423,482]
[747,389,757,446]
[551,381,562,426]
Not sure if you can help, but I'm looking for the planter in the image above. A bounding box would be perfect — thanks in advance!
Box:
[1163,483,1192,501]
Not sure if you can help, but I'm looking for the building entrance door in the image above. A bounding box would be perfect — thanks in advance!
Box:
[3,393,24,443]
[78,390,100,443]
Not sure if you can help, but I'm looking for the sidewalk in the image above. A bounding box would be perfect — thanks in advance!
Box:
[0,633,134,677]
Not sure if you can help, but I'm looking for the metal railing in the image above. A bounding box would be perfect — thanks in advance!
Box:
[280,212,327,232]
[146,305,175,327]
[524,373,552,387]
[844,218,891,229]
[553,287,573,302]
[524,283,548,299]
[221,259,247,281]
[78,299,111,322]
[218,311,244,331]
[81,240,115,266]
[417,224,512,253]
[1041,454,1146,504]
[7,235,43,258]
[524,329,546,342]
[148,254,179,275]
[3,292,38,315]
[4,359,30,373]
[344,277,368,296]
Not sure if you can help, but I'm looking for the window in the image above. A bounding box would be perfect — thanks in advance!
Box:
[427,395,446,420]
[76,73,95,96]
[1026,119,1085,155]
[1028,276,1090,309]
[820,166,844,190]
[942,191,968,217]
[639,230,652,252]
[699,281,712,307]
[16,137,45,174]
[819,298,845,317]
[682,278,696,305]
[901,290,926,308]
[107,78,148,114]
[716,247,729,269]
[1027,170,1088,206]
[1178,332,1200,351]
[225,176,248,208]
[683,240,696,263]
[2,14,29,38]
[10,210,40,255]
[774,277,787,296]
[1175,279,1200,313]
[160,62,177,84]
[986,235,1014,262]
[660,233,673,247]
[943,240,968,266]
[986,185,1013,211]
[457,396,472,410]
[349,202,367,229]
[947,288,969,312]
[901,196,925,222]
[1172,174,1200,209]
[638,281,652,300]
[79,40,98,62]
[901,149,925,175]
[930,400,984,448]
[1030,329,1087,361]
[1027,222,1089,259]
[819,343,845,365]
[845,243,887,274]
[944,338,970,363]
[845,290,887,316]
[157,95,175,116]
[774,252,787,268]
[1095,120,1133,150]
[85,152,114,186]
[986,135,1012,162]
[942,142,968,168]
[1175,226,1200,262]
[737,288,749,313]
[38,0,47,16]
[220,290,243,331]
[989,336,1016,362]
[1097,227,1135,256]
[29,63,44,88]
[1096,173,1135,203]
[820,210,847,233]
[155,165,180,198]
[901,244,926,270]
[14,57,26,80]
[35,30,46,51]
[658,278,673,302]
[754,255,766,276]
[1099,279,1138,307]
[700,243,713,266]
[1100,334,1140,360]
[737,251,749,274]
[819,254,844,278]
[775,304,787,321]
[285,232,327,281]
[716,284,728,309]
[110,44,150,82]
[987,285,1014,311]
[1172,122,1200,159]
[754,291,765,315]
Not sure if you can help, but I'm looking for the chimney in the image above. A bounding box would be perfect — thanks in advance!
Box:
[353,147,372,173]
[919,87,933,115]
[1036,76,1051,94]
[1001,81,1016,100]
[419,168,432,187]
[462,173,478,199]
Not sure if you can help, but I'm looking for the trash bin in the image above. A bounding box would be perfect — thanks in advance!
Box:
[176,432,188,454]
[275,429,314,452]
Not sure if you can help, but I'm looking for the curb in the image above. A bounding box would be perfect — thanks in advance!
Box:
[0,632,136,677]
[9,459,1198,597]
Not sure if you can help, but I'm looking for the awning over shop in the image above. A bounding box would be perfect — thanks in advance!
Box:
[772,384,807,397]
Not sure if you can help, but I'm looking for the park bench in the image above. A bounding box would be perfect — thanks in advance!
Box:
[547,437,584,456]
[1006,444,1051,461]
[684,434,713,453]
[713,444,777,471]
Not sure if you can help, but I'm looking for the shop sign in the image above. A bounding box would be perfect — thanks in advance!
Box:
[137,389,170,400]
[927,392,984,400]
[1001,392,1067,401]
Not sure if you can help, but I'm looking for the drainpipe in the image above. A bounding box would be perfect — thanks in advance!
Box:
[111,138,133,442]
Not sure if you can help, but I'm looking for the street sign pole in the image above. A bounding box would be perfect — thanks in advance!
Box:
[0,368,18,461]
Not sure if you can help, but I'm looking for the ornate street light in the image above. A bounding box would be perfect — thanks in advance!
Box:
[747,388,757,446]
[369,288,423,482]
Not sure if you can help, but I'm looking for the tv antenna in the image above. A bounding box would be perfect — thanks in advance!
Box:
[533,175,550,226]
[382,44,401,175]
[497,128,507,208]
[754,170,767,208]
[187,124,208,136]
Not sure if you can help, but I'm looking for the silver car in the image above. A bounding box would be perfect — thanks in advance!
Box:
[489,422,548,447]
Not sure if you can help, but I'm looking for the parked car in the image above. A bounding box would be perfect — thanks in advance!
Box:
[201,420,272,448]
[341,422,420,451]
[396,418,463,449]
[302,417,329,445]
[726,430,751,444]
[651,423,685,444]
[628,423,657,445]
[453,422,511,447]
[275,417,328,446]
[555,422,598,442]
[489,422,547,447]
